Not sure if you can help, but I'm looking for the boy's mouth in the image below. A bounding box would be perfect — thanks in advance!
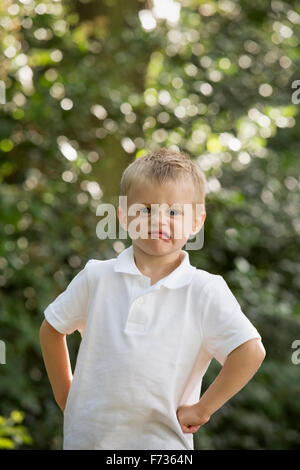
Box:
[148,231,171,241]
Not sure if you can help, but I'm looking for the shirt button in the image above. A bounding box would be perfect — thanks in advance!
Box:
[136,297,144,305]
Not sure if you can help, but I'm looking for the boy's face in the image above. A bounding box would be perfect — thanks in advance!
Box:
[117,178,206,257]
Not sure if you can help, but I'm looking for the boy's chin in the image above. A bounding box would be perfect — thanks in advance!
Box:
[132,238,186,255]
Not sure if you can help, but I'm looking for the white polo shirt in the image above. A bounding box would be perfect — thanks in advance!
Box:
[44,244,262,450]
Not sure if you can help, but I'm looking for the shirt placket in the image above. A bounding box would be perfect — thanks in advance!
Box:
[124,278,159,334]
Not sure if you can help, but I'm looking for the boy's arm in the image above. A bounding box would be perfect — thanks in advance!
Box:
[39,319,73,413]
[177,338,266,433]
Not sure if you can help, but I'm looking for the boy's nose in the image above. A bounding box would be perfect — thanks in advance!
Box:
[150,210,169,227]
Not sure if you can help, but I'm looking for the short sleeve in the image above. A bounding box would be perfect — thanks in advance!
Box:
[201,275,262,366]
[44,260,93,335]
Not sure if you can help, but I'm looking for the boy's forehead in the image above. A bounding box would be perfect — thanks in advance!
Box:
[128,178,195,205]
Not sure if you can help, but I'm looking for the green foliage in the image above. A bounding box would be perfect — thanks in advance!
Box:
[0,0,300,449]
[0,411,33,449]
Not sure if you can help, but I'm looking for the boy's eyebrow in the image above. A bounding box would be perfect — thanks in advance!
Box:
[129,202,151,207]
[132,202,154,206]
[134,202,186,209]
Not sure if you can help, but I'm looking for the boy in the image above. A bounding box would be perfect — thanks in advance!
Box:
[40,147,265,450]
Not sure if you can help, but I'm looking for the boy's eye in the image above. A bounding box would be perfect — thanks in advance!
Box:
[138,207,182,216]
[169,209,181,216]
[139,207,151,214]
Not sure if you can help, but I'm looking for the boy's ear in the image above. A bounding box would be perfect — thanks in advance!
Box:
[117,206,128,231]
[190,210,206,236]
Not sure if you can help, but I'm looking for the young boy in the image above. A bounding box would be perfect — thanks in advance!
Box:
[40,147,265,450]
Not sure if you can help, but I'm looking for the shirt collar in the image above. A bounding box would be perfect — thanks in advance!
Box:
[114,244,195,289]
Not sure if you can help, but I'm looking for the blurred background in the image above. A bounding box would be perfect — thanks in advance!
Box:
[0,0,300,450]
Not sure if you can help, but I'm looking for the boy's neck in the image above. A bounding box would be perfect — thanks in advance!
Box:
[132,244,184,286]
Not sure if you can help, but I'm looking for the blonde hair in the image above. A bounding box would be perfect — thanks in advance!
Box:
[120,147,206,208]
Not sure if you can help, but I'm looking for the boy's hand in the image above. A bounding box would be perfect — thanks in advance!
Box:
[176,340,265,435]
[176,404,210,434]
